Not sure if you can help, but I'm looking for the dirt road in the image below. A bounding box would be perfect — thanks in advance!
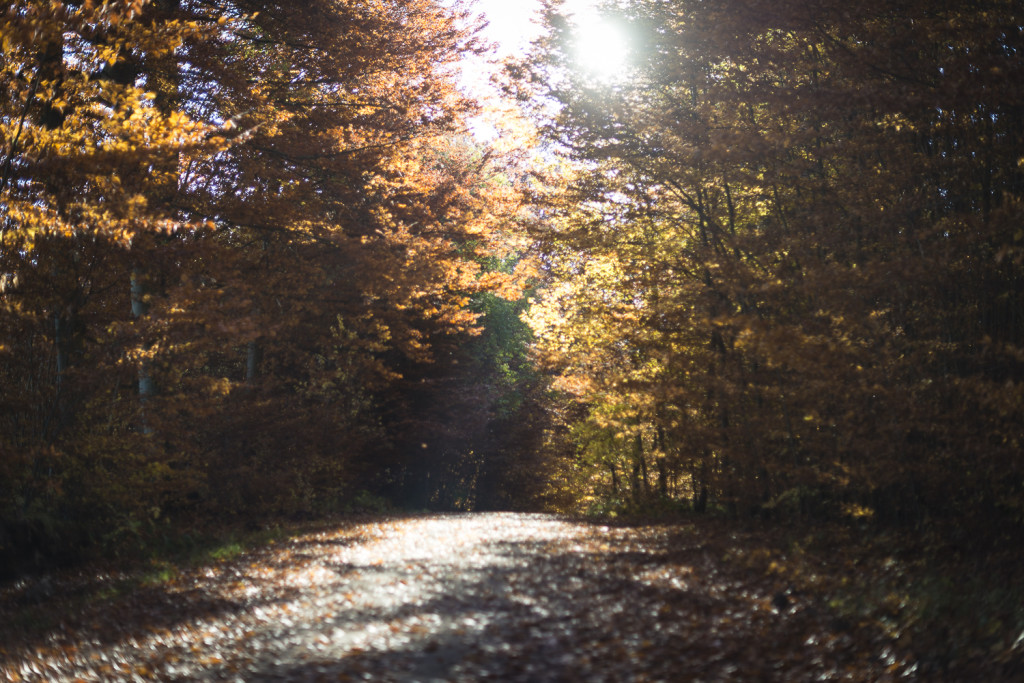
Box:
[1,513,910,681]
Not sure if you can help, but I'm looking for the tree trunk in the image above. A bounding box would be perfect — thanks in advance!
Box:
[246,341,261,384]
[51,311,74,435]
[131,269,154,433]
[656,456,668,498]
[694,485,708,513]
[655,427,670,497]
[634,432,650,500]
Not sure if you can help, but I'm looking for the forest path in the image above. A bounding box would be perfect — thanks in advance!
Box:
[2,513,909,681]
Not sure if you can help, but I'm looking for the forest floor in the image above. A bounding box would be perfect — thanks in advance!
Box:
[1,512,1021,681]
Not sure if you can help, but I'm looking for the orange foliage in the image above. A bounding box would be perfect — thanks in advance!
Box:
[517,0,1024,531]
[0,0,532,571]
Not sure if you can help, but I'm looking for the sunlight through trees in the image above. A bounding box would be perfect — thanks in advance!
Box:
[1,0,1022,588]
[511,0,1024,530]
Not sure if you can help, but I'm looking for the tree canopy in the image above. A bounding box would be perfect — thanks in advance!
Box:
[0,0,542,571]
[2,0,1023,573]
[513,0,1024,529]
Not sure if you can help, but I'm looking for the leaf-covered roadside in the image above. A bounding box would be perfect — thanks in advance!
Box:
[700,519,1024,679]
[2,513,1019,681]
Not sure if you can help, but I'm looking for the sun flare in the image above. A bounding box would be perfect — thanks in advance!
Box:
[573,14,631,82]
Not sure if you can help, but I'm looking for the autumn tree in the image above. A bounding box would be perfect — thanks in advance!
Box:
[0,0,530,571]
[516,0,1024,530]
[360,130,545,510]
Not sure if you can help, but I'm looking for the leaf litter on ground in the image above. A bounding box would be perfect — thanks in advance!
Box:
[1,512,1021,681]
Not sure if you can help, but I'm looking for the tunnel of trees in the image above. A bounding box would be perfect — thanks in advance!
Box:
[2,0,1022,574]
